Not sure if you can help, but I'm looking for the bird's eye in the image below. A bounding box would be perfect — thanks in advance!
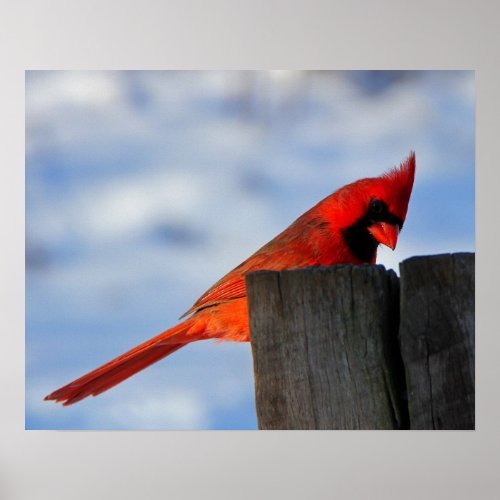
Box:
[370,199,384,214]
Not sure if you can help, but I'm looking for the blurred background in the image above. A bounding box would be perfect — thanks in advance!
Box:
[25,70,474,430]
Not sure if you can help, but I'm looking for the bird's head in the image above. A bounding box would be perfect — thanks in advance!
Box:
[326,152,416,262]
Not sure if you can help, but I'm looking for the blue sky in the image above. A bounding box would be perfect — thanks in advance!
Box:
[25,70,474,430]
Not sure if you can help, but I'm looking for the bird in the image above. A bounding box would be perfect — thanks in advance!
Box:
[45,152,416,405]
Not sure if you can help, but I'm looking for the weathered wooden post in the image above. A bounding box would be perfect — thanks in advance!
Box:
[399,253,475,430]
[247,265,406,430]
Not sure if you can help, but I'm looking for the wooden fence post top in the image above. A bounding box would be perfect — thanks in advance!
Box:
[246,263,395,290]
[400,252,474,266]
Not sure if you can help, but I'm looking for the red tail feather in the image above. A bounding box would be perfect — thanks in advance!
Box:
[44,320,195,406]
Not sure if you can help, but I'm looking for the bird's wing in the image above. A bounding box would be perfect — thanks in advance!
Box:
[179,272,247,318]
[180,231,320,318]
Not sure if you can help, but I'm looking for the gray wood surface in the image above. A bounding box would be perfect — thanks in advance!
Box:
[247,265,405,430]
[399,253,475,430]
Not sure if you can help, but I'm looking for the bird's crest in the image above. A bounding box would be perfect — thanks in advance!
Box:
[381,151,416,222]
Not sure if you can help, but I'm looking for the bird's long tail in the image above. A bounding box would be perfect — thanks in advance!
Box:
[44,317,201,406]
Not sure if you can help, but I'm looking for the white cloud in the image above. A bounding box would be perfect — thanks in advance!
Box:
[98,391,209,429]
[27,71,123,114]
[75,169,205,239]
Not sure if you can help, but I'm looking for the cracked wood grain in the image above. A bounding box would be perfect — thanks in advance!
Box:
[247,265,406,430]
[399,253,475,430]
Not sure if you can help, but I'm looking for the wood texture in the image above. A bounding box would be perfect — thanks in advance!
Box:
[399,253,475,430]
[247,265,405,430]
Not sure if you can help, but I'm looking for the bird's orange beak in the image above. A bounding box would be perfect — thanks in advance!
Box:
[368,222,399,250]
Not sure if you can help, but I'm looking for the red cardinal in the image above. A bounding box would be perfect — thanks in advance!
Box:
[45,152,415,405]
